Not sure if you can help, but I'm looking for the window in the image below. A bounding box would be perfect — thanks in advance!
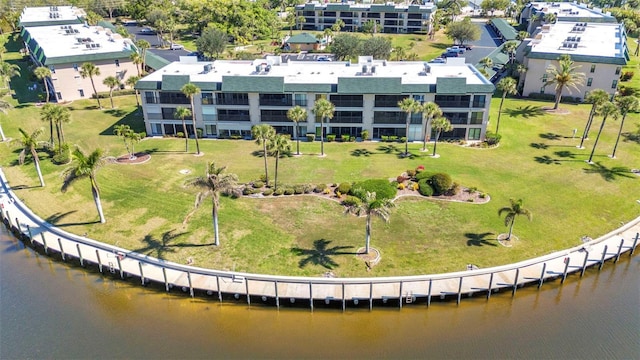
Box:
[259,93,292,106]
[205,124,217,136]
[56,92,62,100]
[468,128,481,140]
[161,107,178,120]
[260,109,289,122]
[144,91,157,104]
[151,123,162,135]
[541,74,548,83]
[330,94,363,107]
[201,92,214,105]
[540,86,545,94]
[78,89,84,97]
[218,109,250,121]
[587,78,593,87]
[590,64,596,73]
[216,93,249,105]
[73,63,78,71]
[413,95,425,103]
[611,80,618,89]
[159,92,189,104]
[332,111,363,123]
[472,95,486,108]
[294,94,307,106]
[443,112,468,125]
[373,111,405,124]
[434,95,471,108]
[615,67,621,75]
[375,95,407,107]
[115,59,120,67]
[470,112,483,124]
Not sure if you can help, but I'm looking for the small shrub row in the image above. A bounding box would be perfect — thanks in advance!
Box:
[380,135,404,143]
[527,92,582,103]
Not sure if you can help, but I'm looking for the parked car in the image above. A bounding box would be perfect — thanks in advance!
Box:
[447,46,465,54]
[317,56,332,62]
[460,44,473,50]
[170,43,184,50]
[428,57,446,63]
[139,27,155,34]
[442,51,459,58]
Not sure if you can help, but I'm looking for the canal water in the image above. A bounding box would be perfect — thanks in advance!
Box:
[1,226,638,359]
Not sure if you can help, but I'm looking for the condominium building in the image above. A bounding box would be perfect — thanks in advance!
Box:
[135,56,494,142]
[295,1,436,34]
[520,22,629,100]
[520,1,617,35]
[18,5,85,28]
[21,22,139,102]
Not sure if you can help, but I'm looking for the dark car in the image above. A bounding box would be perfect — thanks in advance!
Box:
[442,51,459,58]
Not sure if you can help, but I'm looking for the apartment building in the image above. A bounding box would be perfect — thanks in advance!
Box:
[520,1,617,35]
[295,1,436,34]
[520,22,629,99]
[135,56,494,142]
[21,22,139,102]
[18,5,86,28]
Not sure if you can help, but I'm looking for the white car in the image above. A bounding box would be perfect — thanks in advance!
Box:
[170,43,184,50]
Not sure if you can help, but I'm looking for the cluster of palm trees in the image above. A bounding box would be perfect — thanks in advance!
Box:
[251,124,292,191]
[113,124,145,160]
[396,98,451,157]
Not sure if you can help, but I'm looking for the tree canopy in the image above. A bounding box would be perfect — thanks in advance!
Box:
[196,26,228,59]
[444,18,480,45]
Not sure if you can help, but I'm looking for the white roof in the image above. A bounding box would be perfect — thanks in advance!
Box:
[142,57,488,86]
[529,22,625,59]
[19,6,86,24]
[528,2,614,20]
[26,23,135,61]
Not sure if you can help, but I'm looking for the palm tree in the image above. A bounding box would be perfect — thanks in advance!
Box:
[40,103,70,150]
[135,39,150,73]
[516,31,529,41]
[252,124,275,186]
[0,98,12,141]
[102,76,120,109]
[312,98,335,157]
[479,57,493,72]
[419,102,442,151]
[113,124,133,157]
[184,162,238,246]
[80,62,102,109]
[611,96,639,158]
[588,102,619,164]
[181,83,201,155]
[498,198,532,241]
[174,106,192,152]
[543,55,585,110]
[503,41,518,66]
[268,134,291,191]
[130,52,143,76]
[398,97,420,156]
[17,128,46,187]
[33,66,52,103]
[516,63,527,88]
[287,105,307,155]
[431,116,453,157]
[344,190,395,255]
[125,75,140,108]
[543,13,557,24]
[579,89,609,149]
[0,61,19,89]
[495,77,517,135]
[61,147,107,224]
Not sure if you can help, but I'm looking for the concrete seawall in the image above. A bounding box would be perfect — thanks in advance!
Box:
[1,168,638,310]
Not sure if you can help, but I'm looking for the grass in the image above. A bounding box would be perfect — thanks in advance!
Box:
[1,32,639,278]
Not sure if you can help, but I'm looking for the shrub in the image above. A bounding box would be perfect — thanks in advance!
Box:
[284,187,294,195]
[397,175,407,183]
[303,184,314,193]
[327,134,336,142]
[52,143,71,165]
[314,183,327,193]
[417,179,434,196]
[273,188,284,196]
[342,195,362,207]
[242,187,256,195]
[389,135,398,142]
[467,198,474,202]
[447,182,460,196]
[350,179,397,200]
[341,134,350,142]
[306,133,315,142]
[259,174,268,183]
[479,193,486,199]
[406,169,416,177]
[361,129,369,140]
[196,128,203,138]
[415,170,435,181]
[467,186,478,194]
[252,181,264,189]
[428,173,453,195]
[176,132,185,138]
[620,71,634,81]
[323,188,331,194]
[398,183,405,190]
[381,135,389,142]
[337,182,352,194]
[399,136,407,143]
[262,189,273,196]
[416,165,425,173]
[293,185,304,194]
[335,190,342,198]
[484,131,502,146]
[349,136,356,142]
[412,182,419,191]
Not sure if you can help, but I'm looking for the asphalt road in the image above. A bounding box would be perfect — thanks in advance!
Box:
[459,20,502,65]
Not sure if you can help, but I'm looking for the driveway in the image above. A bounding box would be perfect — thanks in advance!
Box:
[460,20,502,65]
[124,23,190,61]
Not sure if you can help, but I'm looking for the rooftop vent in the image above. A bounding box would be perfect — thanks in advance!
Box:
[203,64,213,73]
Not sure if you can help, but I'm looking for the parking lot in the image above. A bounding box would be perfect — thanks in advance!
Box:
[123,23,190,62]
[458,20,503,65]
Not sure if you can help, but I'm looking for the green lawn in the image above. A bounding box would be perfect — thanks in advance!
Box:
[1,33,639,278]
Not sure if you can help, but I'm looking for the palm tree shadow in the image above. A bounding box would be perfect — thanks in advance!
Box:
[539,132,562,141]
[465,232,497,247]
[504,105,545,118]
[351,148,375,157]
[377,144,401,154]
[133,229,191,260]
[291,239,355,269]
[583,162,636,182]
[251,150,267,158]
[44,210,78,225]
[534,155,561,165]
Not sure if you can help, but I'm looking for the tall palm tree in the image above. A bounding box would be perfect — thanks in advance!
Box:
[588,101,619,164]
[431,116,453,157]
[174,106,192,152]
[479,57,493,72]
[611,96,639,158]
[498,198,532,241]
[113,124,133,157]
[181,83,201,155]
[398,97,420,156]
[495,77,517,135]
[543,55,585,110]
[344,190,395,255]
[579,89,609,149]
[125,75,140,108]
[503,41,518,66]
[184,162,238,246]
[17,127,46,187]
[312,98,335,157]
[516,63,527,88]
[80,62,102,109]
[33,66,52,103]
[135,39,150,73]
[287,105,307,155]
[130,52,143,76]
[543,13,557,24]
[102,76,120,109]
[40,103,70,150]
[268,134,291,191]
[0,98,12,141]
[419,102,442,151]
[252,124,275,187]
[0,61,19,89]
[61,147,107,224]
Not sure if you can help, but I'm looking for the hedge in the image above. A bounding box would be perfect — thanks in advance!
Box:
[350,179,397,200]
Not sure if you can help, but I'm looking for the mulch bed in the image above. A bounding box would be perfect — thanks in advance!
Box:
[114,153,151,165]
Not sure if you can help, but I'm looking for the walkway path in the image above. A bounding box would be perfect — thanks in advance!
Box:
[1,168,638,310]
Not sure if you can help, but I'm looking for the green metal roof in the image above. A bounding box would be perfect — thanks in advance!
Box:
[145,52,170,70]
[490,18,518,41]
[402,84,436,93]
[43,50,135,65]
[284,83,333,93]
[97,20,116,31]
[222,76,285,92]
[161,74,190,91]
[435,77,467,94]
[325,4,351,11]
[135,80,160,90]
[192,81,219,91]
[286,33,319,44]
[370,5,397,12]
[19,19,80,27]
[338,77,402,94]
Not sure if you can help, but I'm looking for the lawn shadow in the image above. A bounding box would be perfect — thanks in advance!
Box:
[99,108,145,135]
[622,131,640,144]
[132,229,191,260]
[396,150,425,160]
[10,184,41,191]
[465,232,497,247]
[44,210,78,225]
[251,150,266,158]
[291,238,355,269]
[143,147,185,154]
[104,108,129,118]
[351,148,375,157]
[583,162,636,182]
[377,144,401,155]
[530,142,549,150]
[539,132,562,141]
[504,105,545,118]
[534,155,561,165]
[553,150,581,160]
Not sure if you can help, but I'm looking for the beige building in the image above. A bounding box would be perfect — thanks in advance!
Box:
[520,22,629,100]
[21,23,138,102]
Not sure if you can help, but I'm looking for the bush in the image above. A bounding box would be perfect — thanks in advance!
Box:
[389,135,398,142]
[314,183,327,193]
[398,183,405,190]
[485,131,502,146]
[196,128,203,138]
[447,182,460,196]
[52,143,71,165]
[361,130,369,140]
[306,133,315,142]
[428,173,453,196]
[242,187,255,195]
[303,184,314,194]
[350,179,397,200]
[252,181,264,188]
[415,170,435,181]
[176,132,185,138]
[342,195,362,207]
[399,136,407,143]
[417,179,434,196]
[273,188,284,196]
[293,185,304,194]
[341,134,350,142]
[396,175,407,183]
[327,134,336,142]
[412,182,419,191]
[406,169,416,177]
[621,71,634,81]
[262,189,273,196]
[336,182,352,194]
[284,187,294,195]
[416,165,425,173]
[381,135,389,142]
